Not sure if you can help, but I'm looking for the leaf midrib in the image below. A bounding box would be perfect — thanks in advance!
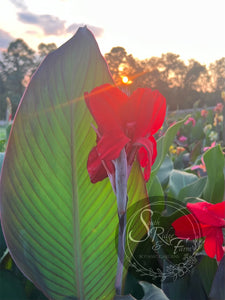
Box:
[71,99,85,299]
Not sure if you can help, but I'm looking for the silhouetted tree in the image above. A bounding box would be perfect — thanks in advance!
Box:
[105,47,127,83]
[184,60,206,90]
[0,40,224,119]
[0,67,7,119]
[0,39,35,117]
[209,58,225,91]
[2,39,35,94]
[104,47,144,86]
[37,42,57,64]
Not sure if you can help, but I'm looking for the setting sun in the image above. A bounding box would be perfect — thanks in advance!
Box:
[122,76,129,84]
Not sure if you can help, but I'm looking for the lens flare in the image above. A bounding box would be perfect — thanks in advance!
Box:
[122,76,129,84]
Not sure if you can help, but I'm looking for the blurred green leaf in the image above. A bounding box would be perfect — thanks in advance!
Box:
[156,155,174,188]
[140,282,169,300]
[188,267,208,300]
[0,152,5,172]
[147,176,164,199]
[196,256,217,296]
[151,115,190,177]
[0,140,6,152]
[0,224,7,258]
[124,271,144,300]
[190,140,202,163]
[203,145,224,203]
[191,119,205,141]
[114,295,136,300]
[0,270,28,300]
[167,169,198,199]
[162,268,190,300]
[209,256,225,300]
[162,263,208,300]
[178,176,207,201]
[6,123,12,141]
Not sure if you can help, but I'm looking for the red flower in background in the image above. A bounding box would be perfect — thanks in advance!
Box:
[201,109,208,118]
[85,84,166,183]
[172,201,225,261]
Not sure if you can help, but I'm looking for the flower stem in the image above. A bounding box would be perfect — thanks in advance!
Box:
[114,148,128,217]
[115,211,127,295]
[113,148,128,295]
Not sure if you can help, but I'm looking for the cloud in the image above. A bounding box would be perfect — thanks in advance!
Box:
[9,0,104,39]
[67,23,104,38]
[9,0,27,10]
[18,11,104,38]
[0,29,14,49]
[18,12,66,35]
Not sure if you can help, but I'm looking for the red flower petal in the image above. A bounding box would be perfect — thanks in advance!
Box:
[172,213,204,239]
[85,84,167,184]
[123,88,166,139]
[138,136,157,167]
[208,201,225,219]
[87,147,114,183]
[135,136,157,181]
[187,201,225,227]
[150,90,167,135]
[204,228,225,261]
[85,84,128,134]
[97,133,130,161]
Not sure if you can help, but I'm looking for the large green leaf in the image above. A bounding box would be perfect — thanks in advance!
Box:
[0,27,147,300]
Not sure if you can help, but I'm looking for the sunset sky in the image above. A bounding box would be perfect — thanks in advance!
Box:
[0,0,224,65]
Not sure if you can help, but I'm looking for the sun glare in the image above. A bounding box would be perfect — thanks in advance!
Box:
[122,76,129,84]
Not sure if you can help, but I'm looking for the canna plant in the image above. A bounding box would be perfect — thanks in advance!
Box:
[1,26,224,300]
[84,83,166,295]
[0,27,151,299]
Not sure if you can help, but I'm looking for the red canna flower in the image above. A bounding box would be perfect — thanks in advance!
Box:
[84,83,166,184]
[172,201,225,261]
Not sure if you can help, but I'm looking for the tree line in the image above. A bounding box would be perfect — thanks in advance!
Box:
[0,39,224,120]
[105,47,225,111]
[0,39,57,120]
